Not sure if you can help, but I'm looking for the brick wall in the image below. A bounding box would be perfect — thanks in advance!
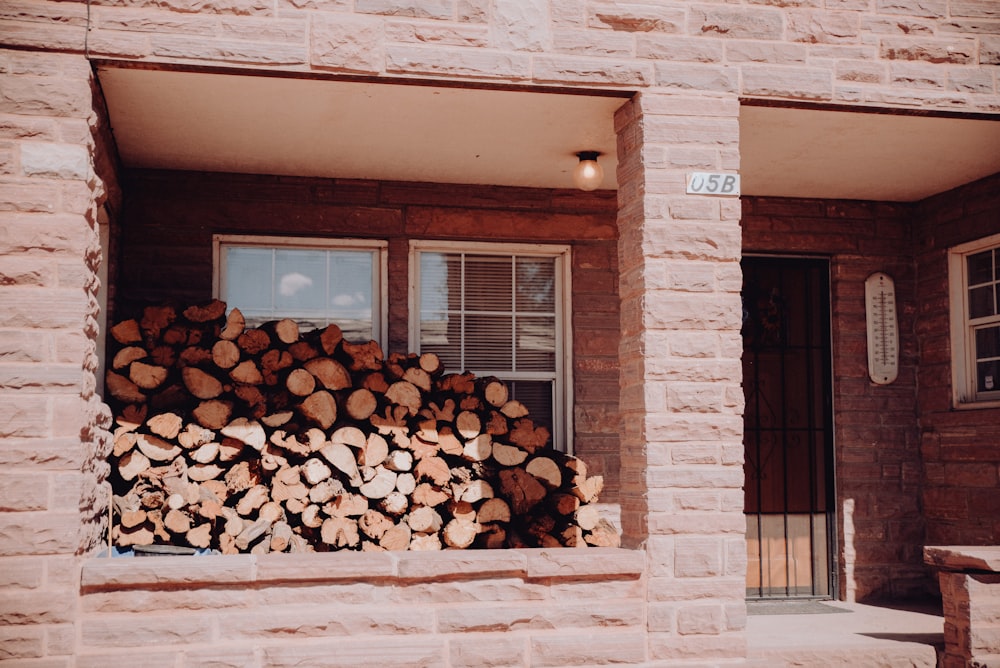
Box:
[742,195,926,601]
[914,172,1000,548]
[114,169,623,497]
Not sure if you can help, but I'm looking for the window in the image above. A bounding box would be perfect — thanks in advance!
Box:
[213,235,387,344]
[409,241,572,451]
[949,233,1000,406]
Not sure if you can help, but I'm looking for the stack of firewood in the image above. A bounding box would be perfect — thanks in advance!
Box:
[104,299,618,554]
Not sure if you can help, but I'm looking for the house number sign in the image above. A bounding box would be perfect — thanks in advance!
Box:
[686,172,740,196]
[864,272,899,385]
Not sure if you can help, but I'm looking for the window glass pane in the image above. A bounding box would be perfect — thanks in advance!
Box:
[274,249,326,313]
[327,251,373,341]
[420,313,460,369]
[968,250,994,285]
[465,255,512,312]
[976,326,1000,361]
[516,316,556,370]
[969,285,995,319]
[419,253,451,316]
[516,257,556,313]
[977,359,1000,393]
[465,314,513,369]
[220,242,380,342]
[225,247,273,312]
[509,380,553,433]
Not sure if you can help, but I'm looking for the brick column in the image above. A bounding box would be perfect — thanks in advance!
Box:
[615,90,746,662]
[0,49,112,663]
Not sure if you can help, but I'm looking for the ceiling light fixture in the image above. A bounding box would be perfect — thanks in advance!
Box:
[573,151,604,191]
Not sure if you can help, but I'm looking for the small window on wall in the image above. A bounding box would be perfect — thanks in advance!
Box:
[213,235,387,344]
[409,241,572,452]
[950,233,1000,406]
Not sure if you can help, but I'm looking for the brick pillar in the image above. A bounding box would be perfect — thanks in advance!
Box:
[0,49,112,662]
[939,571,1000,668]
[615,90,746,662]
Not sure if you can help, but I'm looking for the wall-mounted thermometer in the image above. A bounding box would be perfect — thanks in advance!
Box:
[864,272,899,385]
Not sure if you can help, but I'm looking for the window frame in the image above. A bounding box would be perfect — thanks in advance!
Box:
[407,240,574,453]
[212,234,388,347]
[948,232,1000,408]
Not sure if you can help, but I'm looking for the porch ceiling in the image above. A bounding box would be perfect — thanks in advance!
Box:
[97,65,1000,202]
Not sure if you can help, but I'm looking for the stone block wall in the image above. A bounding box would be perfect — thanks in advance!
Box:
[76,549,647,668]
[938,571,1000,667]
[742,195,926,602]
[0,48,117,664]
[4,0,998,110]
[914,172,1000,548]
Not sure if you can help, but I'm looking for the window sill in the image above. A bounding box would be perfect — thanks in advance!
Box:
[80,547,644,591]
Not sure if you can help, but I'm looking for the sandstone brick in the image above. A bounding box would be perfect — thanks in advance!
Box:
[0,21,86,52]
[649,629,744,660]
[837,60,887,84]
[387,44,531,80]
[356,0,454,19]
[385,19,489,46]
[530,631,648,665]
[950,69,995,94]
[263,637,445,666]
[0,511,80,555]
[77,651,178,667]
[552,28,634,57]
[0,75,93,118]
[449,635,528,667]
[438,599,643,632]
[877,0,947,18]
[532,54,651,86]
[151,35,307,64]
[589,3,685,33]
[0,556,44,588]
[258,582,380,607]
[677,604,725,635]
[949,0,1000,18]
[311,15,385,74]
[82,614,215,648]
[0,437,84,469]
[255,551,396,582]
[0,363,83,391]
[0,624,44,660]
[525,547,644,578]
[981,35,1000,65]
[724,40,808,64]
[0,472,49,511]
[81,554,253,590]
[881,36,977,64]
[490,0,549,51]
[860,16,936,35]
[653,62,738,93]
[890,61,948,89]
[397,549,525,580]
[689,7,784,40]
[787,10,860,43]
[391,578,545,603]
[742,65,833,100]
[0,590,76,625]
[218,604,435,638]
[93,7,220,35]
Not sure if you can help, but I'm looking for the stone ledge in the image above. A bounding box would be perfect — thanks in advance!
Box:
[81,548,643,591]
[924,546,1000,573]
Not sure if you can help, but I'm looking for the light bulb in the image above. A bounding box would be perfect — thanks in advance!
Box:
[573,151,604,191]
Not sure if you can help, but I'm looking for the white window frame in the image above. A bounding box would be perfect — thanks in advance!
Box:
[212,234,388,346]
[408,240,574,453]
[948,232,1000,408]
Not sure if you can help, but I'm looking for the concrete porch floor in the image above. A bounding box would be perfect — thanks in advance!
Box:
[746,599,944,667]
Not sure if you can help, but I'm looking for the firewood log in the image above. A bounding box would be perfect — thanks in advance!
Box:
[406,506,442,534]
[345,388,378,421]
[237,329,270,355]
[129,361,169,390]
[297,390,336,429]
[305,357,352,391]
[211,340,241,369]
[110,318,142,345]
[379,523,411,550]
[385,381,422,416]
[442,518,478,548]
[321,517,359,548]
[286,368,316,397]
